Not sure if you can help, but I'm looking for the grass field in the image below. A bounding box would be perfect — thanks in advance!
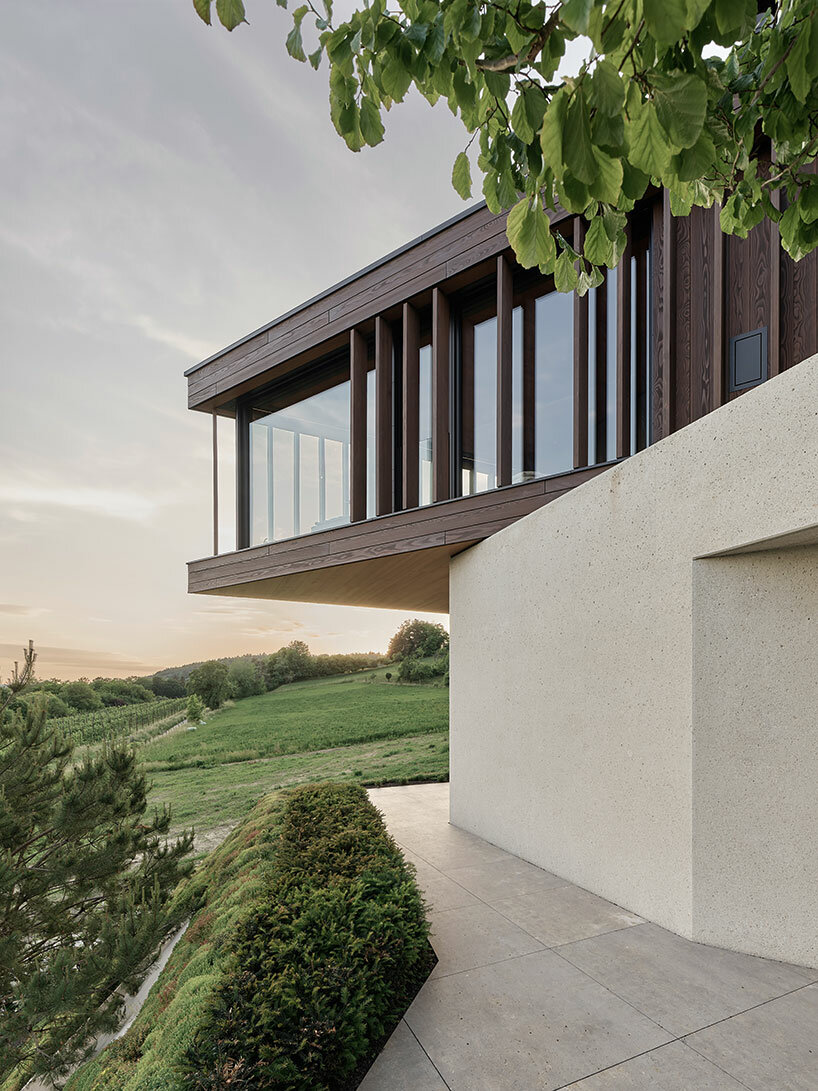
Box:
[143,669,449,852]
[141,671,448,771]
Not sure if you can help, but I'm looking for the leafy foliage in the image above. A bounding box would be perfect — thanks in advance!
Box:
[193,0,818,287]
[186,693,205,723]
[182,783,433,1090]
[68,785,433,1091]
[0,700,193,1087]
[397,650,449,682]
[187,660,231,710]
[387,618,449,660]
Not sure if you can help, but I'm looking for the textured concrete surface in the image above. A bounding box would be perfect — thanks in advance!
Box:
[359,785,818,1091]
[449,354,818,961]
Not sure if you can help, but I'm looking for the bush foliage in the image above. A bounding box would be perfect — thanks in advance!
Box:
[67,784,433,1091]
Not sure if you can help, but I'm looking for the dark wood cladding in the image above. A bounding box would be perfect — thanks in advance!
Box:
[188,463,613,611]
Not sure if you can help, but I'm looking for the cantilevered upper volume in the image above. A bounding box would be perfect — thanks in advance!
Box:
[186,195,818,612]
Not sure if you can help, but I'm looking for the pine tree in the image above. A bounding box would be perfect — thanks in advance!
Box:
[0,646,194,1088]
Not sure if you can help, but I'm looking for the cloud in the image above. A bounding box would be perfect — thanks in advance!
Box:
[0,484,163,523]
[0,603,49,616]
[0,643,157,680]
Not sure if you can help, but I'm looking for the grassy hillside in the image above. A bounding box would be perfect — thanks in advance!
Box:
[143,670,449,851]
[141,672,448,771]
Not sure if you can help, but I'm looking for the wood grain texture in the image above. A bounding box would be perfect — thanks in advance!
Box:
[496,255,514,485]
[712,206,725,410]
[522,297,536,474]
[188,463,613,610]
[432,287,451,502]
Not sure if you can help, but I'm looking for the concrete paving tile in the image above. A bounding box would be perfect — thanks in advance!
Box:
[560,1040,748,1089]
[405,948,673,1091]
[494,885,644,948]
[446,854,567,904]
[684,983,818,1091]
[358,1020,448,1091]
[559,923,815,1037]
[407,829,510,871]
[399,848,480,912]
[429,902,545,976]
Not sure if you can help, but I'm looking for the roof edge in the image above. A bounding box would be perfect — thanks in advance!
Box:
[184,200,491,378]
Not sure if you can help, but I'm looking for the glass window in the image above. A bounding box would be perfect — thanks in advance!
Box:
[606,266,618,462]
[511,306,524,482]
[366,367,376,518]
[419,343,433,506]
[249,376,350,545]
[461,315,497,495]
[534,290,573,477]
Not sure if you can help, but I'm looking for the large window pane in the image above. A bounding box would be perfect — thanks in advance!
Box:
[462,316,497,495]
[419,344,433,506]
[534,291,573,477]
[249,378,350,545]
[511,306,525,482]
[366,368,376,518]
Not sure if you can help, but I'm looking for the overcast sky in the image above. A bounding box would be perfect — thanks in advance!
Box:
[0,1,487,679]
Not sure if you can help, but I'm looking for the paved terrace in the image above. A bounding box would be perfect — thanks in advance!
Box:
[362,783,818,1091]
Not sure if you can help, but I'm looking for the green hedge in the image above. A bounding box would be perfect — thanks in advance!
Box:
[67,784,433,1091]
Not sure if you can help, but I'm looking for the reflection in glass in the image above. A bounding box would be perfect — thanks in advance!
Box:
[606,266,618,461]
[534,290,574,477]
[367,368,375,518]
[462,316,497,495]
[250,379,350,546]
[511,306,524,482]
[419,344,433,506]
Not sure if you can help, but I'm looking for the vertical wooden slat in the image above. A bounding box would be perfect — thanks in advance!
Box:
[573,218,589,468]
[661,192,676,440]
[522,298,536,476]
[496,255,514,486]
[635,245,648,452]
[212,411,219,555]
[432,288,451,502]
[616,226,632,459]
[402,302,420,509]
[375,316,394,516]
[769,216,781,380]
[349,328,368,523]
[712,205,725,409]
[595,273,608,462]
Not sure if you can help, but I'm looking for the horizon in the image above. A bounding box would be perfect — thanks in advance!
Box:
[1,3,467,679]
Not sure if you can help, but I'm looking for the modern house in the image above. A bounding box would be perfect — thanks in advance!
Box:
[186,193,818,967]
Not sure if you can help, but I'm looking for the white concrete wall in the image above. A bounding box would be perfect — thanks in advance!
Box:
[449,355,818,963]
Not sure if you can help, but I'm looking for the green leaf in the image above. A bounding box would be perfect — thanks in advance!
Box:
[621,160,649,200]
[584,216,614,266]
[360,98,384,147]
[561,0,593,34]
[554,249,579,292]
[308,47,323,70]
[590,60,625,117]
[589,148,623,204]
[714,0,749,36]
[506,198,555,270]
[627,102,671,177]
[786,22,813,105]
[654,74,708,149]
[540,88,567,178]
[800,181,818,225]
[382,57,413,101]
[193,0,212,26]
[671,130,715,182]
[483,172,501,214]
[644,0,687,43]
[452,151,472,199]
[215,0,246,31]
[286,6,309,61]
[511,92,534,144]
[563,90,596,185]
